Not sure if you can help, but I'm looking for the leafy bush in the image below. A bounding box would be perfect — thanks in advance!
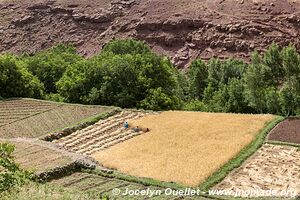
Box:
[102,39,151,55]
[45,93,65,102]
[0,143,34,193]
[183,100,207,111]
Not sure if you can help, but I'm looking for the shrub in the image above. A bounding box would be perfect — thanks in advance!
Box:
[0,143,34,193]
[183,100,207,111]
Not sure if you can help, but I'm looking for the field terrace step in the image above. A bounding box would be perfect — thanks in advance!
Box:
[78,129,135,154]
[73,113,145,150]
[54,111,155,155]
[53,111,130,144]
[57,112,138,147]
[84,130,143,155]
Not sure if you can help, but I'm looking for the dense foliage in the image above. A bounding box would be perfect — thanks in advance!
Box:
[185,43,300,116]
[1,40,300,115]
[23,44,83,94]
[0,54,44,98]
[57,40,181,110]
[0,143,33,193]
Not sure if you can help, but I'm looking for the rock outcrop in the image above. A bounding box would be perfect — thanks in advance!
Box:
[1,0,300,68]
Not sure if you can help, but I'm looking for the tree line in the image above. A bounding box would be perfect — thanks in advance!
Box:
[1,39,300,116]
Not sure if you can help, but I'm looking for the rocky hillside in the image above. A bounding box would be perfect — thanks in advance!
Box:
[1,0,300,68]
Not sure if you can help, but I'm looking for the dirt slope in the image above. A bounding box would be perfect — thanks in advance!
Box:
[1,0,300,67]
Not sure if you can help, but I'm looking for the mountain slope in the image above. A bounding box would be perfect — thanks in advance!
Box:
[1,0,300,67]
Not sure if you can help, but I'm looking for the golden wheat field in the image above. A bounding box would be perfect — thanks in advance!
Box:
[92,111,275,186]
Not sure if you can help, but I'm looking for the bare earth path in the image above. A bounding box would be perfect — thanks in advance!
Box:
[214,144,300,198]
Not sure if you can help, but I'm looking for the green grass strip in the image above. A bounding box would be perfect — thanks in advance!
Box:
[199,115,285,192]
[85,168,186,190]
[84,169,224,200]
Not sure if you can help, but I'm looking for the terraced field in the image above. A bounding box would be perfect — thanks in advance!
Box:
[50,172,209,200]
[0,98,113,138]
[0,98,59,127]
[54,111,157,156]
[0,138,79,174]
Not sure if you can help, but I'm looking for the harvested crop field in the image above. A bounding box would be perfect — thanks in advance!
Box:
[214,144,300,198]
[49,172,210,200]
[267,118,300,144]
[92,111,275,186]
[54,111,158,156]
[0,98,112,138]
[0,138,76,174]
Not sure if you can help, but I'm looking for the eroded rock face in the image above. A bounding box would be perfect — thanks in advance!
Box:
[1,0,300,68]
[214,144,300,198]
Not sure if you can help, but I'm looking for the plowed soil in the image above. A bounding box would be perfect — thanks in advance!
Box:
[267,118,300,144]
[1,0,300,67]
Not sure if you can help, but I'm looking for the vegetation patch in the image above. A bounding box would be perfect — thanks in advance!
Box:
[0,143,34,194]
[3,40,300,116]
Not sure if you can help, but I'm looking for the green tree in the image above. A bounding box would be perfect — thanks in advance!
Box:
[265,87,281,115]
[207,58,246,90]
[139,87,180,111]
[57,40,180,109]
[187,59,208,100]
[282,44,300,89]
[263,43,284,85]
[280,85,299,116]
[25,44,82,94]
[244,52,269,113]
[0,54,44,98]
[226,79,249,113]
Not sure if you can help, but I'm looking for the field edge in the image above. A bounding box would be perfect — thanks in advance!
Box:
[199,115,285,192]
[41,108,122,141]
